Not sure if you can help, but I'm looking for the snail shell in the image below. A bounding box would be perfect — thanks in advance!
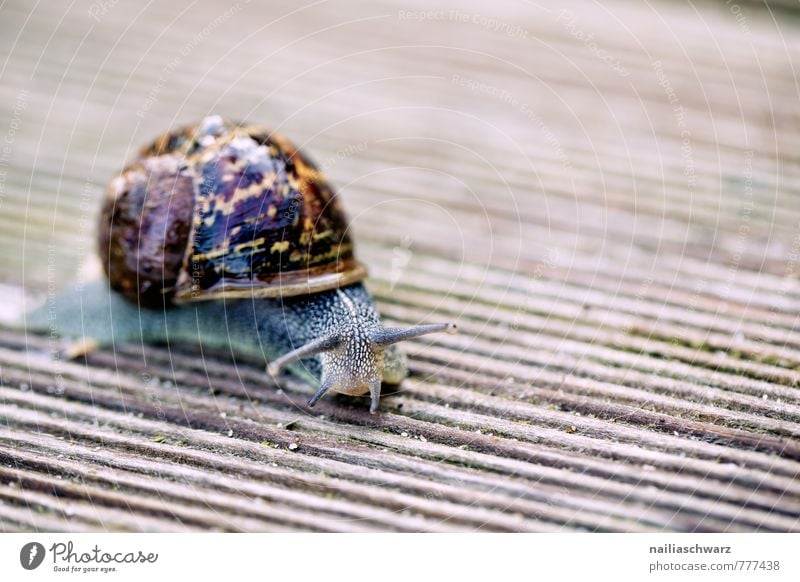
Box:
[99,115,366,308]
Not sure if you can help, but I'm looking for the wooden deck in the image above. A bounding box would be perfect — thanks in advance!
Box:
[1,0,799,532]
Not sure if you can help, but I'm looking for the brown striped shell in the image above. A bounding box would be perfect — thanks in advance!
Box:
[98,116,366,308]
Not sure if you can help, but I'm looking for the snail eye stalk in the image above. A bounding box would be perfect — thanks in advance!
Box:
[370,323,457,347]
[266,334,341,376]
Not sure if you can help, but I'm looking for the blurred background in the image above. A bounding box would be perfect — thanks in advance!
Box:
[3,0,798,304]
[1,0,799,533]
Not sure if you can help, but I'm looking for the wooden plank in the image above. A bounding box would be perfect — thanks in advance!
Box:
[0,0,799,532]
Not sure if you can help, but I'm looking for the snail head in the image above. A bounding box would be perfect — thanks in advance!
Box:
[267,322,457,413]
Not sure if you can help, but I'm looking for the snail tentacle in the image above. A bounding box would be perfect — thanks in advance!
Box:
[267,334,341,377]
[370,323,458,347]
[308,376,336,407]
[368,378,382,414]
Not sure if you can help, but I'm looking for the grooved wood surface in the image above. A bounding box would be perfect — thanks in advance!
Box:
[1,0,799,532]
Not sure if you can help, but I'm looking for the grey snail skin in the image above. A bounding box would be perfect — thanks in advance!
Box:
[21,116,456,413]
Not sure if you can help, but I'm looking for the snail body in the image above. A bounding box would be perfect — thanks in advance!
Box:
[24,116,455,412]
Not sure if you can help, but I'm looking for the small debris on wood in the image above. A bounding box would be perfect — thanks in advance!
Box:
[279,419,300,430]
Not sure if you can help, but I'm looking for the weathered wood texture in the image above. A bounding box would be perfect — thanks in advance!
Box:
[1,0,799,532]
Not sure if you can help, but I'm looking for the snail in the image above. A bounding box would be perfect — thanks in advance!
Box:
[22,115,456,412]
